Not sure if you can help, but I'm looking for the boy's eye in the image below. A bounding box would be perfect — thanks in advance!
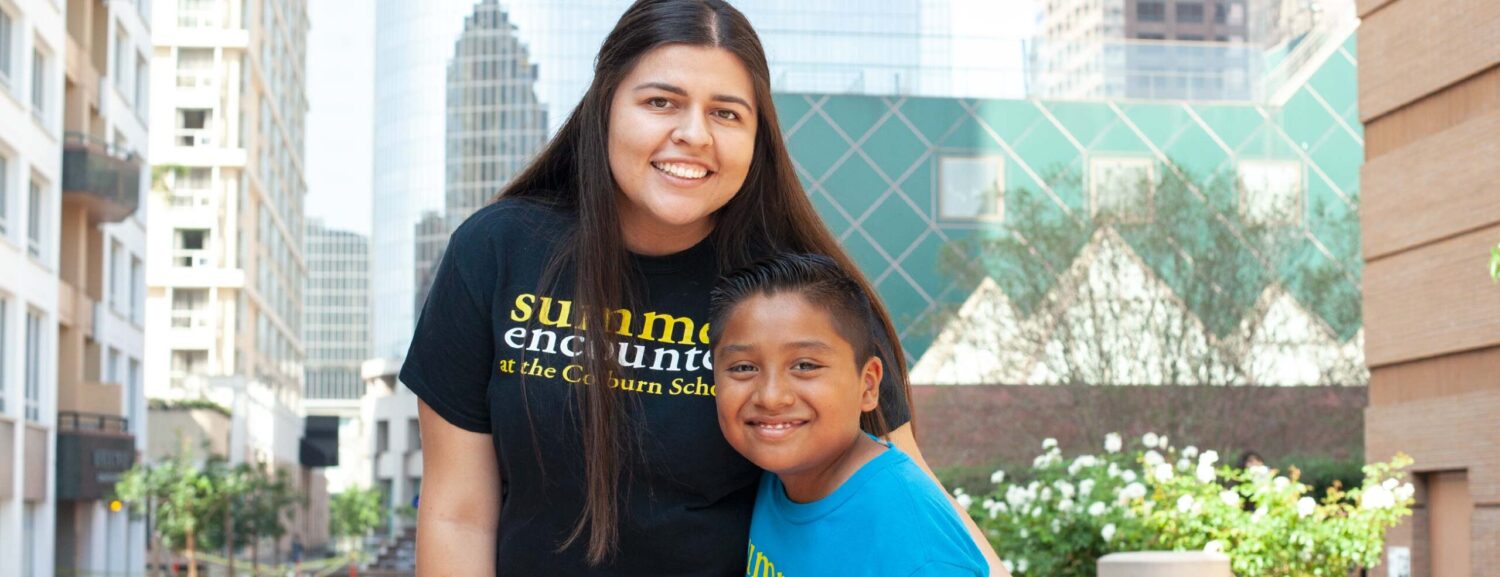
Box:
[791,361,824,372]
[726,362,758,374]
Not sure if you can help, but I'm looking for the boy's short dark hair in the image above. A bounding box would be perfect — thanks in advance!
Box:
[708,253,878,363]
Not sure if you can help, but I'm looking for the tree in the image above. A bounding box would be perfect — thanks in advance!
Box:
[330,486,386,574]
[116,452,219,577]
[927,160,1366,444]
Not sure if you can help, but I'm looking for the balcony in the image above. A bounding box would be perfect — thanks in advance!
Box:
[57,411,135,502]
[61,132,142,223]
[173,249,212,268]
[171,309,213,330]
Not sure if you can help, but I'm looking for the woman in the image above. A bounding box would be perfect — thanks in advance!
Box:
[403,0,1004,574]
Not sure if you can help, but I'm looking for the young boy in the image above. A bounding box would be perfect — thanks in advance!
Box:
[708,254,987,577]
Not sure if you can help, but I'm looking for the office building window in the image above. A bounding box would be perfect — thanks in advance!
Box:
[937,156,1005,221]
[1239,159,1303,227]
[1090,156,1155,223]
[1137,1,1165,22]
[27,179,43,259]
[1176,2,1205,23]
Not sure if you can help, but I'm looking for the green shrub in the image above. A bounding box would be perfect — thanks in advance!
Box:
[960,433,1414,576]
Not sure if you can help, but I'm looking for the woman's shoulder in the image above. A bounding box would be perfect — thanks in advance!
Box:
[450,193,574,247]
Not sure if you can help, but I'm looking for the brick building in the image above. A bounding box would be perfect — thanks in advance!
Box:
[1359,0,1500,575]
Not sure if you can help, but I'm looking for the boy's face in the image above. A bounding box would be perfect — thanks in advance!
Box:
[713,292,882,477]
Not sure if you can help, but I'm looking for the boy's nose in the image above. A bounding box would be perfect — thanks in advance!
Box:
[752,373,796,411]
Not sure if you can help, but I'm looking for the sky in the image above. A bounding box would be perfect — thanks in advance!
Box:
[304,0,376,235]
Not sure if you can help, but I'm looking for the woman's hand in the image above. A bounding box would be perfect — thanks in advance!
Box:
[416,400,503,575]
[888,424,1012,577]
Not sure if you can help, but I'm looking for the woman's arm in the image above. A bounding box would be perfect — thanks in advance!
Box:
[416,400,503,575]
[888,424,1012,577]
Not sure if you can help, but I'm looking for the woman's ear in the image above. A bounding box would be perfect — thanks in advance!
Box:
[859,355,883,412]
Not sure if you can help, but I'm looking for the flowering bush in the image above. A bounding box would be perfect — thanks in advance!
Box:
[959,433,1414,577]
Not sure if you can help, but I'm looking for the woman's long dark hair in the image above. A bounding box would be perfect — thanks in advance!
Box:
[494,0,915,564]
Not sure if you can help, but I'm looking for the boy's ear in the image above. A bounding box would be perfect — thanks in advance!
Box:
[859,356,883,412]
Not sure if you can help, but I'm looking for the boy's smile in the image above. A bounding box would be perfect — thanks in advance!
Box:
[714,292,885,502]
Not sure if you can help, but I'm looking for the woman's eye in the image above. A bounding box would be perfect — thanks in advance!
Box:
[714,109,740,121]
[647,97,672,109]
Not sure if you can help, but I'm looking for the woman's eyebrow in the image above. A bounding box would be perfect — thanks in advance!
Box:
[633,81,753,112]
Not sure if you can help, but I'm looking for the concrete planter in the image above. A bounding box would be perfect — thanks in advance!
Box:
[1098,551,1233,577]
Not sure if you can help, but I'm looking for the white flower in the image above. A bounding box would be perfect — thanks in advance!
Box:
[1297,496,1317,518]
[1196,463,1216,484]
[1395,482,1415,501]
[1204,540,1224,554]
[1118,482,1147,504]
[1079,479,1096,497]
[1043,437,1058,450]
[1382,478,1399,491]
[1153,462,1175,482]
[1274,476,1290,491]
[1108,463,1121,478]
[1182,446,1199,460]
[1248,465,1270,480]
[1050,518,1061,533]
[1219,489,1240,507]
[956,492,973,510]
[1019,528,1028,539]
[1362,485,1395,510]
[1002,560,1014,574]
[1143,450,1165,467]
[1177,458,1192,472]
[1252,507,1267,523]
[1101,523,1117,542]
[1105,432,1123,454]
[1158,435,1170,449]
[1058,498,1075,513]
[1017,559,1028,573]
[1177,494,1195,513]
[991,469,1007,485]
[1055,480,1076,499]
[1040,487,1053,502]
[1199,450,1220,467]
[1068,455,1098,476]
[1122,470,1138,483]
[1088,501,1107,516]
[1143,432,1160,449]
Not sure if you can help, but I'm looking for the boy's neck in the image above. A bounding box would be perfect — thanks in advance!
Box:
[778,433,888,504]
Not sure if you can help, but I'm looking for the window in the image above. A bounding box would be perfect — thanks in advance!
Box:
[115,26,130,99]
[175,228,209,267]
[23,504,37,576]
[0,299,7,413]
[1239,160,1302,226]
[937,156,1004,221]
[31,47,45,121]
[176,108,213,146]
[0,155,8,235]
[1176,2,1205,23]
[1136,1,1165,22]
[0,9,12,87]
[130,256,143,324]
[176,48,214,88]
[376,420,390,453]
[25,308,42,421]
[110,240,123,311]
[107,347,121,384]
[128,358,141,425]
[1214,2,1229,24]
[1178,34,1205,42]
[1136,32,1167,40]
[135,53,149,117]
[408,418,421,452]
[27,179,43,259]
[1090,156,1154,223]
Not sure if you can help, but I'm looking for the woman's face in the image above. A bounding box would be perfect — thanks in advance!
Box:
[608,44,758,249]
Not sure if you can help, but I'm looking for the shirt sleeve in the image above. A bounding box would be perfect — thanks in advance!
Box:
[399,212,500,434]
[907,561,985,577]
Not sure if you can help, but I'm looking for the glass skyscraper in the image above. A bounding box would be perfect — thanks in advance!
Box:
[372,0,1027,359]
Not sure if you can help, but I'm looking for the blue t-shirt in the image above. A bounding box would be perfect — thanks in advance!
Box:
[745,440,987,577]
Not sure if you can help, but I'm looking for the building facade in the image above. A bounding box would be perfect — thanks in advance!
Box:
[145,0,327,551]
[54,0,152,574]
[1358,0,1500,574]
[0,0,66,573]
[302,219,369,493]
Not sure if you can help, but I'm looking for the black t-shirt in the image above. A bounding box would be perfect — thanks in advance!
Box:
[400,196,911,576]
